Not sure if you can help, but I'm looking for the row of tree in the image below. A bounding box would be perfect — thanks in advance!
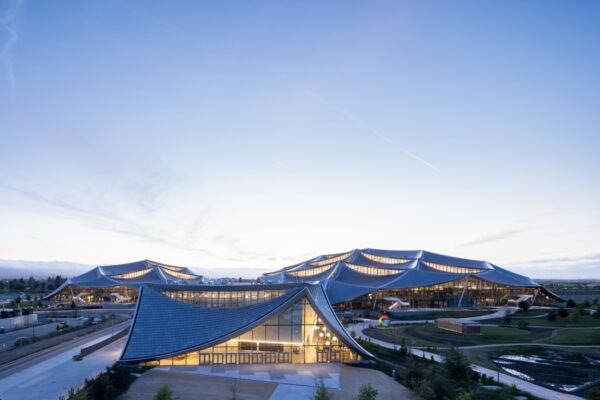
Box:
[0,276,67,294]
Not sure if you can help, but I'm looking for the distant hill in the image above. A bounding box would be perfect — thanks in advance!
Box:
[0,259,269,280]
[0,259,92,279]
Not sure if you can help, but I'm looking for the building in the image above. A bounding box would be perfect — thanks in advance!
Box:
[262,249,564,309]
[44,260,204,305]
[119,283,371,366]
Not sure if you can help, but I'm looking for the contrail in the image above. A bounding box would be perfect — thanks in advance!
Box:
[0,0,25,88]
[307,90,441,173]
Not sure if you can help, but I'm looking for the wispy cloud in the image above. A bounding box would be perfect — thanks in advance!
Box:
[0,0,24,88]
[507,253,600,279]
[307,90,441,173]
[460,228,524,247]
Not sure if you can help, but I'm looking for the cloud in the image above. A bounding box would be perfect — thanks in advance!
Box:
[505,253,600,279]
[0,0,24,88]
[459,228,524,247]
[306,90,441,173]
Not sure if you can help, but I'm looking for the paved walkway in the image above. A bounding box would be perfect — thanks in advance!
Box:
[0,335,125,400]
[161,363,341,389]
[124,364,416,400]
[348,322,583,400]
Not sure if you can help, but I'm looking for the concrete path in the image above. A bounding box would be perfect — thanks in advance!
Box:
[0,333,125,400]
[348,322,583,400]
[160,363,341,389]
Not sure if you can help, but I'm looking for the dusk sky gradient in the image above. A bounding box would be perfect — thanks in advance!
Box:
[1,0,599,278]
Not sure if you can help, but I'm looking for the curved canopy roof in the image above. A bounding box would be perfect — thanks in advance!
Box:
[120,283,372,362]
[262,249,557,303]
[44,260,204,300]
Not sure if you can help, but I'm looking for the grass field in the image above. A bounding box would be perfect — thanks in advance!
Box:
[364,324,553,347]
[512,315,600,328]
[543,328,600,345]
[387,309,494,321]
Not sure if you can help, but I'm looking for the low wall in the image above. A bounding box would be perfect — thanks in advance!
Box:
[79,326,130,357]
[0,314,37,330]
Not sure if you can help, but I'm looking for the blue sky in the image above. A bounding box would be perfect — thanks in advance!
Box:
[1,0,599,278]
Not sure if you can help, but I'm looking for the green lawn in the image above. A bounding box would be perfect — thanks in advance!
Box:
[543,328,600,345]
[517,315,600,328]
[387,309,494,321]
[364,323,553,347]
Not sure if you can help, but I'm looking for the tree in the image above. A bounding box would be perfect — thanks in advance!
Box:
[572,309,581,324]
[547,309,557,322]
[355,383,378,400]
[517,301,530,313]
[567,299,577,308]
[503,309,512,324]
[314,379,332,400]
[444,348,471,382]
[558,307,570,318]
[593,297,599,306]
[154,384,172,400]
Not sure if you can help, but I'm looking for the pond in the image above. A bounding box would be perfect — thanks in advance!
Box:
[491,349,600,393]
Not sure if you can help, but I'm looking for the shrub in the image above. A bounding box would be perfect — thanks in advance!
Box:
[355,383,379,400]
[558,307,570,318]
[314,379,332,400]
[547,309,557,321]
[517,301,530,313]
[567,299,577,308]
[572,309,581,324]
[503,309,512,324]
[401,359,425,390]
[154,384,172,400]
[517,320,529,330]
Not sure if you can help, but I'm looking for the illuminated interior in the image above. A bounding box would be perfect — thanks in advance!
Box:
[335,277,553,309]
[49,285,138,304]
[162,269,200,280]
[421,261,484,274]
[346,263,404,276]
[361,252,411,265]
[308,251,353,267]
[287,264,335,278]
[161,288,287,307]
[111,268,153,280]
[146,298,360,366]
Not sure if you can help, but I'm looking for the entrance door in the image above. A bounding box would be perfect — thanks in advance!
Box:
[252,352,264,364]
[317,350,330,363]
[330,350,342,363]
[278,352,290,364]
[213,353,225,364]
[264,352,277,364]
[225,353,237,364]
[239,353,252,364]
[199,353,212,365]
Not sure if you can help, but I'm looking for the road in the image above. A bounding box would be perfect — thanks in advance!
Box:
[0,320,87,351]
[348,321,584,400]
[0,321,130,400]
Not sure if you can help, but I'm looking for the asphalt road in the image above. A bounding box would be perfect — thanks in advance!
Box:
[0,319,130,380]
[0,320,88,351]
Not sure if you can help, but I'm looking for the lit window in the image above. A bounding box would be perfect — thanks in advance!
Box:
[361,252,411,265]
[346,263,403,276]
[421,261,483,274]
[112,268,153,279]
[287,264,335,278]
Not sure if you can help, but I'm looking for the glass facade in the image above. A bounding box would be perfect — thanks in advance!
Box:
[288,265,334,278]
[361,253,411,265]
[49,285,138,304]
[421,261,484,274]
[346,263,404,276]
[147,298,361,366]
[336,277,551,309]
[161,289,287,308]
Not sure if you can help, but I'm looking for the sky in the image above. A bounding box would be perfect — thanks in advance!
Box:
[0,0,599,279]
